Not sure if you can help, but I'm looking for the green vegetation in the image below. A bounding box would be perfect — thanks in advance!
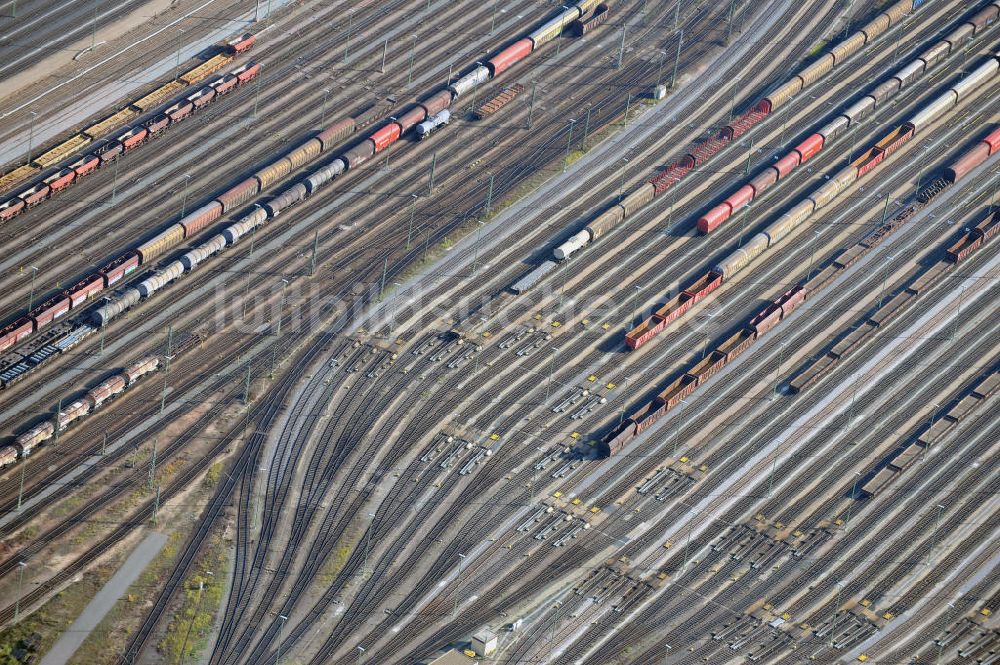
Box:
[153,501,230,664]
[205,461,223,488]
[809,39,828,57]
[317,543,354,586]
[0,564,115,665]
[156,568,224,665]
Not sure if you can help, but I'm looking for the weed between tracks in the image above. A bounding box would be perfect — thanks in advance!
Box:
[0,563,115,665]
[66,456,233,665]
[155,530,229,665]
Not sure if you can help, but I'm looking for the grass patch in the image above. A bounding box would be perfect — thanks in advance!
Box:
[317,543,354,587]
[64,529,184,665]
[0,561,118,665]
[809,39,828,57]
[154,531,229,665]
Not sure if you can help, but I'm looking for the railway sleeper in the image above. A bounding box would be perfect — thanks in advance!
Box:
[746,635,792,662]
[750,541,791,569]
[656,474,695,501]
[570,396,601,419]
[594,575,631,604]
[553,525,585,547]
[574,568,612,597]
[732,530,770,560]
[729,623,769,650]
[959,629,1000,658]
[638,468,670,494]
[833,620,878,650]
[612,583,652,614]
[813,611,855,639]
[711,525,748,553]
[793,527,833,557]
[936,618,978,647]
[713,615,759,641]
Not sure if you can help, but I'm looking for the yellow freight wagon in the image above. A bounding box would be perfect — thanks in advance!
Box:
[0,164,40,193]
[33,134,92,168]
[83,107,140,139]
[132,80,186,112]
[180,53,233,86]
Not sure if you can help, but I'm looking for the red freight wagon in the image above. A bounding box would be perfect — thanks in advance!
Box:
[97,142,123,164]
[189,87,216,109]
[19,182,50,206]
[46,167,77,193]
[773,152,800,179]
[749,304,782,335]
[682,271,723,302]
[0,317,34,353]
[749,168,778,197]
[656,374,697,411]
[724,185,755,215]
[100,251,140,287]
[656,293,694,325]
[974,207,998,242]
[119,126,148,151]
[71,154,100,177]
[370,123,401,152]
[601,420,636,457]
[985,127,1000,154]
[227,32,256,54]
[395,106,426,134]
[719,329,755,362]
[213,74,239,95]
[236,62,261,84]
[487,38,533,77]
[166,100,194,123]
[217,177,260,213]
[419,90,452,117]
[634,401,667,435]
[775,284,806,318]
[687,350,728,386]
[66,274,105,307]
[317,117,357,152]
[0,197,25,221]
[945,143,990,183]
[793,134,824,163]
[575,3,611,35]
[946,233,981,263]
[88,375,127,406]
[343,139,375,169]
[698,204,730,234]
[145,114,170,135]
[30,295,71,328]
[634,411,661,436]
[876,123,914,161]
[854,146,884,178]
[179,201,223,237]
[625,317,665,350]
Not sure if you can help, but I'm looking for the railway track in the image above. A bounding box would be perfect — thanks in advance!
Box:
[221,1,1000,660]
[2,0,997,662]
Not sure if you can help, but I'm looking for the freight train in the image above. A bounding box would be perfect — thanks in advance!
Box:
[0,60,262,353]
[859,367,998,499]
[0,355,160,468]
[625,51,1000,351]
[601,148,998,457]
[697,2,1000,234]
[788,203,997,394]
[0,0,607,371]
[0,37,258,225]
[548,0,924,268]
[83,0,609,326]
